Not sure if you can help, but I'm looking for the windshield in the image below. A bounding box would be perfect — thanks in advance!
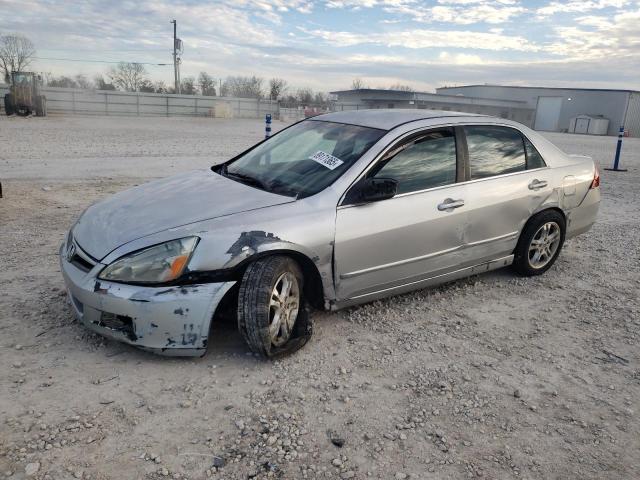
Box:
[216,120,386,198]
[13,73,31,85]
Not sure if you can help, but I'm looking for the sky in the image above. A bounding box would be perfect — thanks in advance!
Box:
[1,0,639,93]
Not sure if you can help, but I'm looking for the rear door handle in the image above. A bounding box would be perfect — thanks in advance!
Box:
[528,179,548,190]
[438,198,465,211]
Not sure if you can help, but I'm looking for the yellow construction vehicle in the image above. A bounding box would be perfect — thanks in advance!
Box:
[4,71,47,116]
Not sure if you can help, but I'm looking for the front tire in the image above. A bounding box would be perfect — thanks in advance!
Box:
[513,210,565,276]
[4,94,14,116]
[35,95,47,116]
[238,256,308,358]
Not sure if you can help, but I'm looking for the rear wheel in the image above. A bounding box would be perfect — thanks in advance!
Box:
[35,95,47,116]
[513,210,565,276]
[238,255,310,358]
[4,94,14,116]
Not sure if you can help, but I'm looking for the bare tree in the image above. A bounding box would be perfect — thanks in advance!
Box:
[181,76,196,95]
[198,71,216,96]
[388,84,413,92]
[314,91,328,106]
[154,81,169,94]
[48,76,79,88]
[138,79,155,93]
[351,78,367,90]
[221,76,264,99]
[94,75,116,91]
[296,87,314,105]
[0,35,35,82]
[107,62,147,92]
[268,78,288,100]
[74,74,93,89]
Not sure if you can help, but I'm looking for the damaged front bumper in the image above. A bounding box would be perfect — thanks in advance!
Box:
[59,243,235,356]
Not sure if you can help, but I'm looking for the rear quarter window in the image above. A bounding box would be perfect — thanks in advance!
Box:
[523,136,547,169]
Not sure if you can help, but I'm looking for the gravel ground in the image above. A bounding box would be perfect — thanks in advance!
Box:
[0,115,638,480]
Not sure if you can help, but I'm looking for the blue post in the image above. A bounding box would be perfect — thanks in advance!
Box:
[605,125,627,172]
[265,113,272,139]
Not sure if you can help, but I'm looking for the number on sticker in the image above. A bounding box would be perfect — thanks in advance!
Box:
[309,151,344,170]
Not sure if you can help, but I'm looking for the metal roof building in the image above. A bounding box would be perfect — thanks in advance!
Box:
[329,89,536,127]
[436,85,640,137]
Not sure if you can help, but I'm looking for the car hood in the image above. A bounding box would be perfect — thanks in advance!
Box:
[73,169,294,260]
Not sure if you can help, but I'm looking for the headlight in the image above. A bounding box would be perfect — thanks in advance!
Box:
[98,237,199,284]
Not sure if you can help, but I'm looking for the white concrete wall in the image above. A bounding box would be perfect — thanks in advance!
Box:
[0,85,279,119]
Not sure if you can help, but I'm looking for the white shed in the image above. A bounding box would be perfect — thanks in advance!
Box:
[568,115,610,135]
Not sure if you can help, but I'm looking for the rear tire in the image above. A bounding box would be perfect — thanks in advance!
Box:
[35,95,46,116]
[4,94,14,116]
[238,256,308,358]
[513,210,565,276]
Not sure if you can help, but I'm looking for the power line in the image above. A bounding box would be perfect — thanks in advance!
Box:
[34,56,171,66]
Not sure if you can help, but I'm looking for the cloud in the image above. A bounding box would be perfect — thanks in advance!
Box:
[328,0,526,25]
[300,27,540,51]
[325,0,412,8]
[1,0,639,92]
[537,0,628,17]
[429,4,525,24]
[438,51,484,64]
[546,8,640,61]
[437,0,517,4]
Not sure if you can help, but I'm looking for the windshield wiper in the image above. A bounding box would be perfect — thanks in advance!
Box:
[267,179,300,199]
[220,165,267,190]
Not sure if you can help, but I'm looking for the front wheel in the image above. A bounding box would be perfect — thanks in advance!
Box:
[513,210,565,276]
[237,256,311,358]
[4,94,14,116]
[35,95,47,116]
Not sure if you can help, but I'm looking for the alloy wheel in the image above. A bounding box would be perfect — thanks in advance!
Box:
[268,272,300,347]
[528,221,561,269]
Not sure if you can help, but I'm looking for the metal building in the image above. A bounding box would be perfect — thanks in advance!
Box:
[330,89,535,127]
[436,85,640,137]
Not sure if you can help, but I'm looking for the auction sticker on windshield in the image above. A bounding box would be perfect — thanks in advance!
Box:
[309,151,344,170]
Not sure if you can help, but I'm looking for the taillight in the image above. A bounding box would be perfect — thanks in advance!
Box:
[590,163,600,189]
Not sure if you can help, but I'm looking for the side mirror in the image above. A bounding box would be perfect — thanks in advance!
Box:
[358,177,398,203]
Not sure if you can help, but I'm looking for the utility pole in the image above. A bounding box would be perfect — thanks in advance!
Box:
[170,19,180,94]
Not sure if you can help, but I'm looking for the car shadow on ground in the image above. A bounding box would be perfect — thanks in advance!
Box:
[205,309,249,357]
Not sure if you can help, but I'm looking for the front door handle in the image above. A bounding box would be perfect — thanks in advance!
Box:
[438,198,465,211]
[528,179,548,190]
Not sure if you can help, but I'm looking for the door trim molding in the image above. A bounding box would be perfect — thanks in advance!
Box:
[339,231,518,280]
[340,244,463,279]
[333,254,515,309]
[465,231,519,247]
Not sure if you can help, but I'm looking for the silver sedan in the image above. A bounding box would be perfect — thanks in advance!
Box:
[60,110,600,357]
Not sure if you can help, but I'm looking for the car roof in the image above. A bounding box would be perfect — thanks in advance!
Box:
[311,109,486,131]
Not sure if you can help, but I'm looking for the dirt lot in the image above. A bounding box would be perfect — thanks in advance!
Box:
[1,115,638,480]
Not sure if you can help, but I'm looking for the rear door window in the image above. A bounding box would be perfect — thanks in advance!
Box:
[465,125,526,180]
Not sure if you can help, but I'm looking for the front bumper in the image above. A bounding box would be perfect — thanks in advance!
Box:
[59,243,235,356]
